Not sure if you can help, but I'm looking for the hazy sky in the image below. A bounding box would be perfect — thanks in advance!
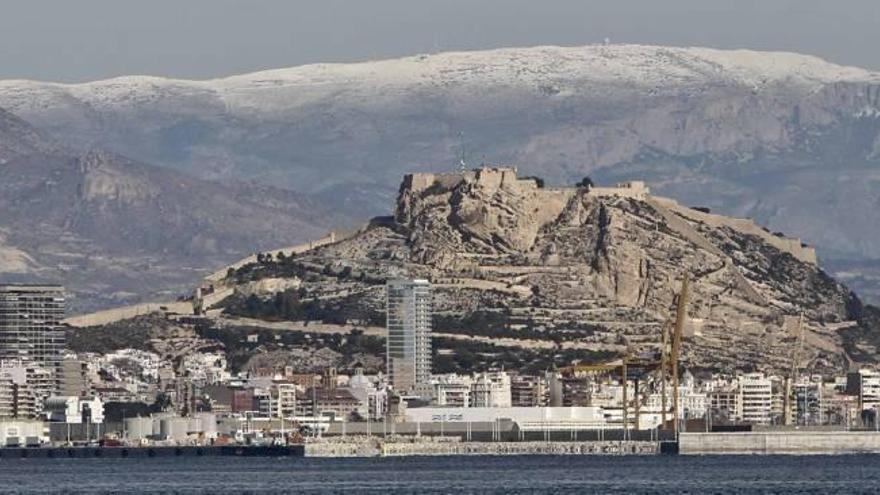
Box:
[2,0,879,82]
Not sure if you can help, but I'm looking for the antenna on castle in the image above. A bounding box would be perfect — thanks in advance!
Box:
[457,131,467,173]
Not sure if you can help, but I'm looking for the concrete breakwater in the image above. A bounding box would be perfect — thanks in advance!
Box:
[0,445,305,459]
[305,437,658,457]
[680,431,880,455]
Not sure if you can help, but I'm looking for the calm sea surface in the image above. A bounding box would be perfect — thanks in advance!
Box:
[0,455,879,494]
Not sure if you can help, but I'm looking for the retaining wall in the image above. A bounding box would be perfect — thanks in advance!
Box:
[679,431,880,455]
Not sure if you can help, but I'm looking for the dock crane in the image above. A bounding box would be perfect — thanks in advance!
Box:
[559,273,691,434]
[664,273,690,434]
[782,313,806,426]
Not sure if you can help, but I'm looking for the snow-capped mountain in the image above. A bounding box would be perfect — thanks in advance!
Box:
[2,44,880,299]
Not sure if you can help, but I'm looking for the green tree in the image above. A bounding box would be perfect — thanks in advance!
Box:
[576,176,594,188]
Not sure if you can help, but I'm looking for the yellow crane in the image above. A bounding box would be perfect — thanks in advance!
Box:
[559,273,690,433]
[782,312,805,426]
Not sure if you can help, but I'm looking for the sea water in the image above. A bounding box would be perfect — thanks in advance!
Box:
[1,454,879,494]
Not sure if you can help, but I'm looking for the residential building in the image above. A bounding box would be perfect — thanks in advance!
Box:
[739,373,773,425]
[471,371,512,408]
[793,378,824,426]
[0,285,65,393]
[645,387,708,420]
[348,370,388,420]
[852,368,880,412]
[510,374,548,407]
[708,389,741,423]
[299,387,360,420]
[58,357,91,398]
[432,374,472,408]
[0,360,54,419]
[386,279,432,396]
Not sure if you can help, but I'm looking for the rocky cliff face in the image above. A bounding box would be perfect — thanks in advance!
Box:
[219,167,874,374]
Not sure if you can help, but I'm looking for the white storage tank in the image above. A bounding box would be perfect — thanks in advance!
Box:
[159,417,190,441]
[123,417,154,440]
[192,413,217,437]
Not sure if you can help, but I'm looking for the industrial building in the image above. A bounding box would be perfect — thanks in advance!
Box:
[386,279,432,397]
[404,406,637,431]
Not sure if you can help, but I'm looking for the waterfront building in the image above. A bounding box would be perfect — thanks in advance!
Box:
[404,406,646,431]
[704,377,742,422]
[347,370,388,420]
[386,279,432,397]
[739,373,773,425]
[432,374,472,408]
[0,361,52,419]
[645,387,708,420]
[793,377,824,425]
[853,368,880,412]
[298,387,361,421]
[510,374,547,407]
[471,371,512,408]
[58,356,91,398]
[0,285,65,393]
[44,396,104,424]
[0,420,47,446]
[510,374,548,407]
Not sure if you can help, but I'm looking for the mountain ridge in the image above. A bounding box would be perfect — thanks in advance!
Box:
[3,44,880,301]
[0,108,351,312]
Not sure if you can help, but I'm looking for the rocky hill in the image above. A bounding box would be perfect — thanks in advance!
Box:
[197,167,879,375]
[2,44,880,302]
[0,108,350,312]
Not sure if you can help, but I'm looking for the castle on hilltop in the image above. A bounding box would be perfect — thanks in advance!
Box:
[404,166,649,200]
[402,166,816,265]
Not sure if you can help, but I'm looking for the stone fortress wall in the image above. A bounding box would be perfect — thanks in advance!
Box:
[406,167,648,201]
[650,196,817,265]
[406,167,814,265]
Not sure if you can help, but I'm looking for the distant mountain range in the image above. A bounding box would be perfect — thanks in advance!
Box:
[2,44,880,305]
[0,108,348,312]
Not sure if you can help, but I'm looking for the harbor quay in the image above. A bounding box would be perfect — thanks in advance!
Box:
[305,435,658,458]
[0,444,304,459]
[679,430,880,455]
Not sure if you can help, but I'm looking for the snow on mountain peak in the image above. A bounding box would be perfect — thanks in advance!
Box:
[0,44,876,116]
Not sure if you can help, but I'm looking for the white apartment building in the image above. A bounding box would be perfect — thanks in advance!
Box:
[645,389,708,419]
[432,374,472,408]
[347,371,388,420]
[431,372,513,409]
[739,372,773,425]
[0,360,54,419]
[471,372,512,408]
[857,368,880,412]
[0,285,65,394]
[386,279,432,396]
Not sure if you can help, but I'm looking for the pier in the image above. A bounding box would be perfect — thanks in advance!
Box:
[0,445,304,459]
[304,436,659,457]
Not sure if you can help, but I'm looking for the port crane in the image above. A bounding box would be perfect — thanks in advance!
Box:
[559,274,690,434]
[782,312,806,426]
